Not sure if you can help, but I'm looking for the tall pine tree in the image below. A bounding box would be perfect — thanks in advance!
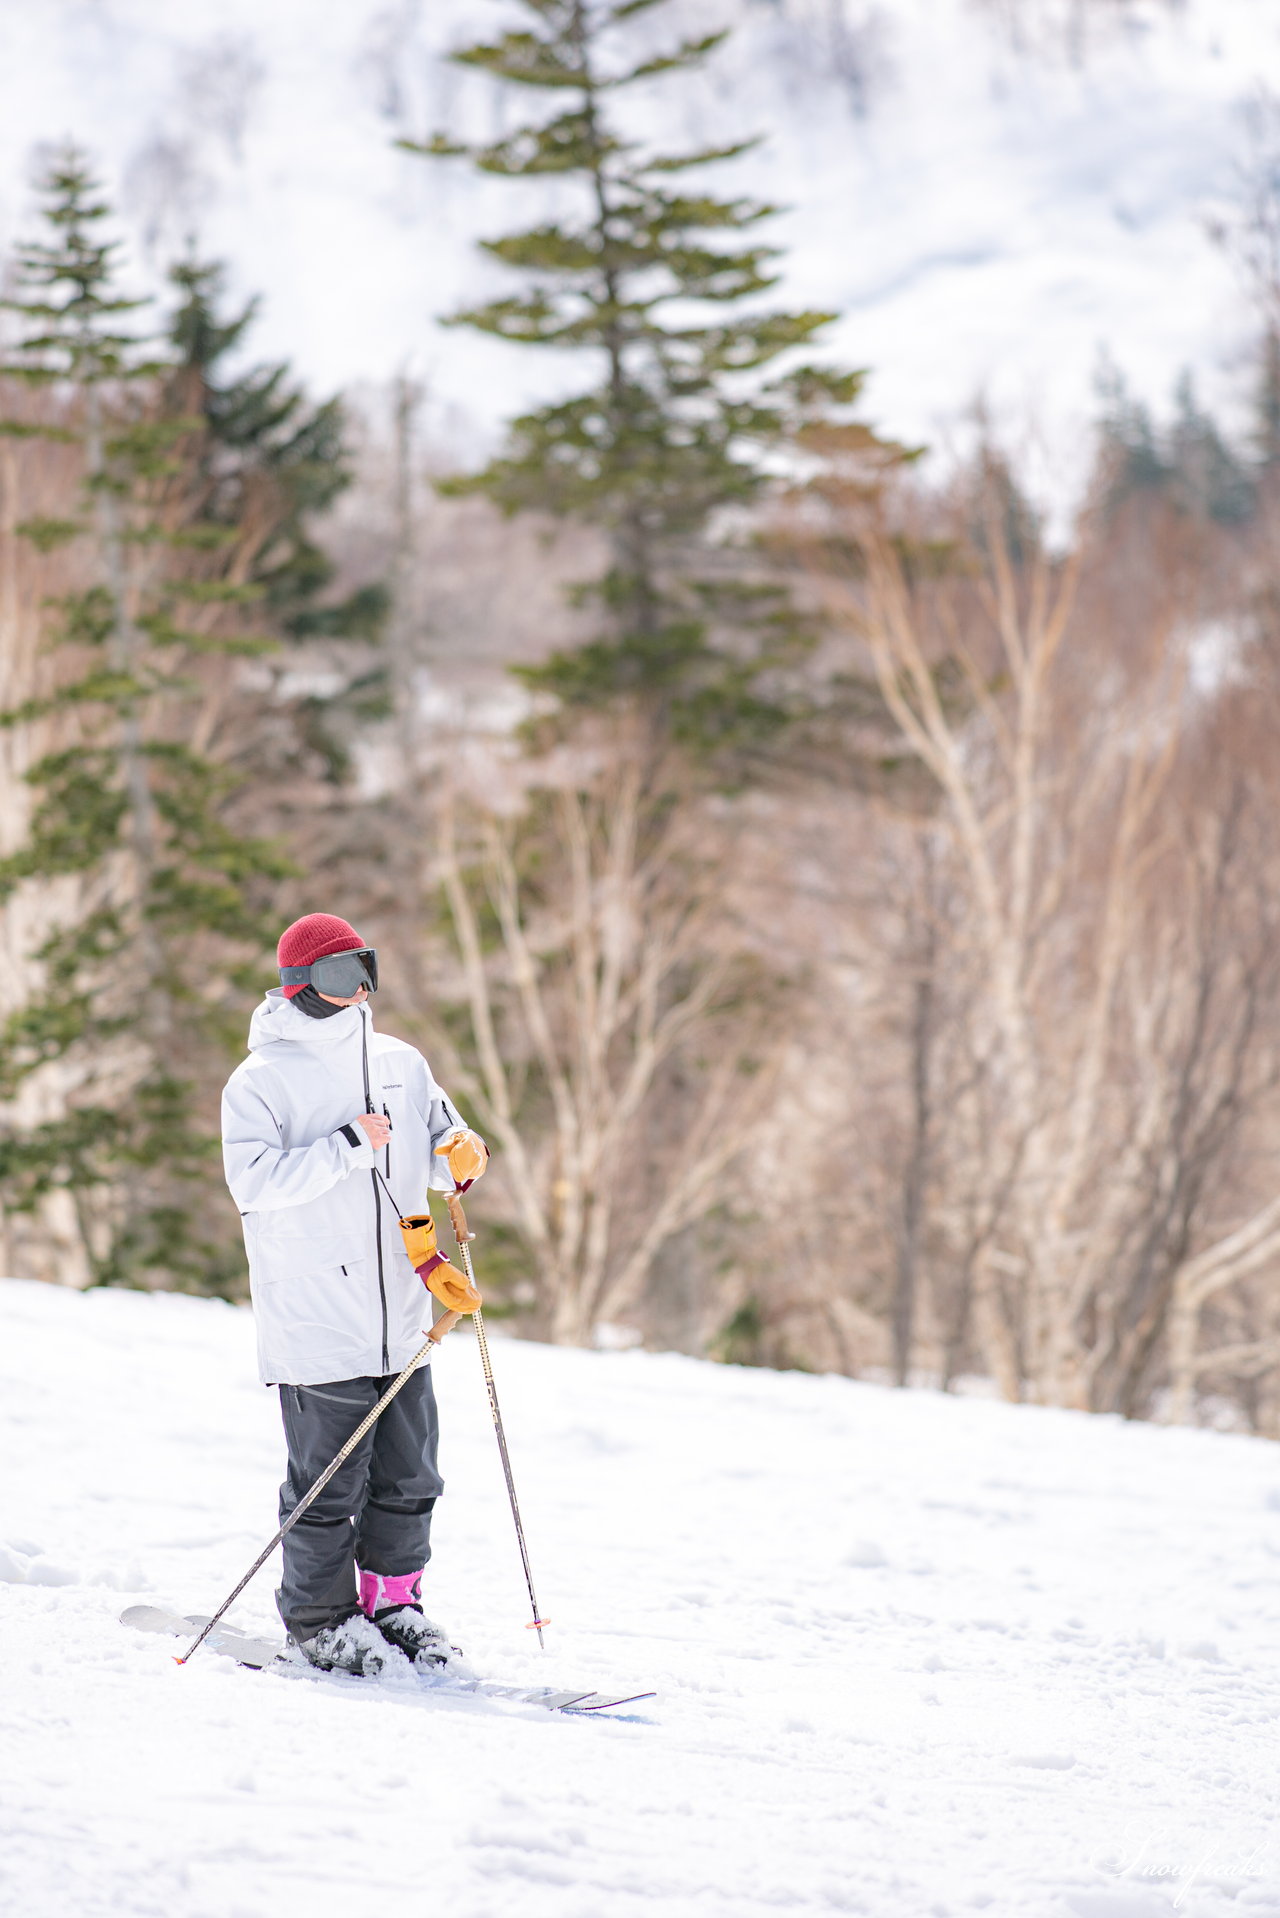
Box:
[0,152,296,1291]
[166,257,391,784]
[405,0,900,757]
[167,259,387,643]
[394,2,905,1344]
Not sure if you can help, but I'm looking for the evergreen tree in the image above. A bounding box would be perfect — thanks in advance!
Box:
[1096,359,1255,526]
[1096,357,1171,503]
[405,0,901,759]
[167,258,386,642]
[1253,326,1280,472]
[166,258,391,782]
[0,151,294,1291]
[1168,374,1255,526]
[392,2,906,1345]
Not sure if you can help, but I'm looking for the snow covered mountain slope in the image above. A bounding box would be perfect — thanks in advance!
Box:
[0,0,1276,491]
[2,1278,1279,1916]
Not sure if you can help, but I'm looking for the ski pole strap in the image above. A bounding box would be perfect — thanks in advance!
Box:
[373,1163,407,1218]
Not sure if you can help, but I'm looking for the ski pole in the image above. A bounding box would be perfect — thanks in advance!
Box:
[175,1307,463,1667]
[445,1189,549,1650]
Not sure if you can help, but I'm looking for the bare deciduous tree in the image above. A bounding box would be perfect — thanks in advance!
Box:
[796,472,1280,1413]
[395,724,786,1346]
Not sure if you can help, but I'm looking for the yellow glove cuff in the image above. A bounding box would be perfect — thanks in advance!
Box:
[399,1213,438,1267]
[398,1213,482,1313]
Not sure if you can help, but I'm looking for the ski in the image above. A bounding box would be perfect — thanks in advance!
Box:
[120,1605,655,1714]
[123,1604,281,1669]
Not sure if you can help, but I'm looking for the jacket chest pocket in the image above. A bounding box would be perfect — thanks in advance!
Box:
[374,1082,418,1162]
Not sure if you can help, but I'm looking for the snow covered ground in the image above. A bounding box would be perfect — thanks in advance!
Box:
[0,0,1277,494]
[3,1275,1280,1918]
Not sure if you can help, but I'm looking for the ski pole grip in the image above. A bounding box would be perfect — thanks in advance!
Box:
[428,1308,463,1344]
[445,1190,472,1246]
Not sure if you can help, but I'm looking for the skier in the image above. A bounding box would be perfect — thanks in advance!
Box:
[221,912,488,1677]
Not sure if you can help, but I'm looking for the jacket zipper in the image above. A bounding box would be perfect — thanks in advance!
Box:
[361,1009,389,1375]
[372,1173,387,1374]
[381,1104,393,1372]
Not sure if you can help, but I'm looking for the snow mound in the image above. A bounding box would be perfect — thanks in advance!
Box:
[0,1542,77,1586]
[2,1275,1279,1916]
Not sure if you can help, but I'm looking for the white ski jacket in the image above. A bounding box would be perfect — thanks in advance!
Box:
[222,991,474,1386]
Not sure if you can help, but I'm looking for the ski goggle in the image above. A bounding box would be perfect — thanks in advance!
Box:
[279,947,378,997]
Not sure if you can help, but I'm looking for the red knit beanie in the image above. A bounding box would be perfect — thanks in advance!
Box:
[276,913,365,998]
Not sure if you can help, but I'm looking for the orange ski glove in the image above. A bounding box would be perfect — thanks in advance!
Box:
[435,1127,489,1191]
[398,1212,482,1313]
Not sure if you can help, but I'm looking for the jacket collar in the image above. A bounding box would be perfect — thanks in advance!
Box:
[247,988,368,1051]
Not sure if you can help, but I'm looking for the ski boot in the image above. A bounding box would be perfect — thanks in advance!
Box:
[358,1567,458,1668]
[370,1606,455,1667]
[294,1611,388,1677]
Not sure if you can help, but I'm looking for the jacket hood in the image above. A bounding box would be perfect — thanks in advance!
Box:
[248,988,368,1052]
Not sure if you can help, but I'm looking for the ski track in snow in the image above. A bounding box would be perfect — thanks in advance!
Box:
[1,1277,1279,1917]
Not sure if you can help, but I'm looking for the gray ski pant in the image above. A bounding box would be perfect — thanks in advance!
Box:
[275,1368,444,1639]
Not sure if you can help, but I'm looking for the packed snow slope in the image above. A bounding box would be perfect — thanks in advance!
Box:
[2,1278,1280,1918]
[0,0,1277,487]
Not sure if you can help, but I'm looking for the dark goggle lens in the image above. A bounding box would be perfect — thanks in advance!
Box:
[307,948,378,996]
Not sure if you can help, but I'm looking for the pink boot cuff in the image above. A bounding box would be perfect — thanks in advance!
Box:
[358,1567,423,1617]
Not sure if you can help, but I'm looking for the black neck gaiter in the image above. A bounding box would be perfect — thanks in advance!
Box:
[293,985,346,1020]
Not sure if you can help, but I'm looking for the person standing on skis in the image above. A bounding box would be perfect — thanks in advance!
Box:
[221,912,488,1677]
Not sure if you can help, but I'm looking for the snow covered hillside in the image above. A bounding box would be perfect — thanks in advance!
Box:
[3,1280,1280,1916]
[0,0,1277,487]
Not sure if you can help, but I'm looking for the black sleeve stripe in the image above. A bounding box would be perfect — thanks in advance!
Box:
[339,1123,361,1148]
